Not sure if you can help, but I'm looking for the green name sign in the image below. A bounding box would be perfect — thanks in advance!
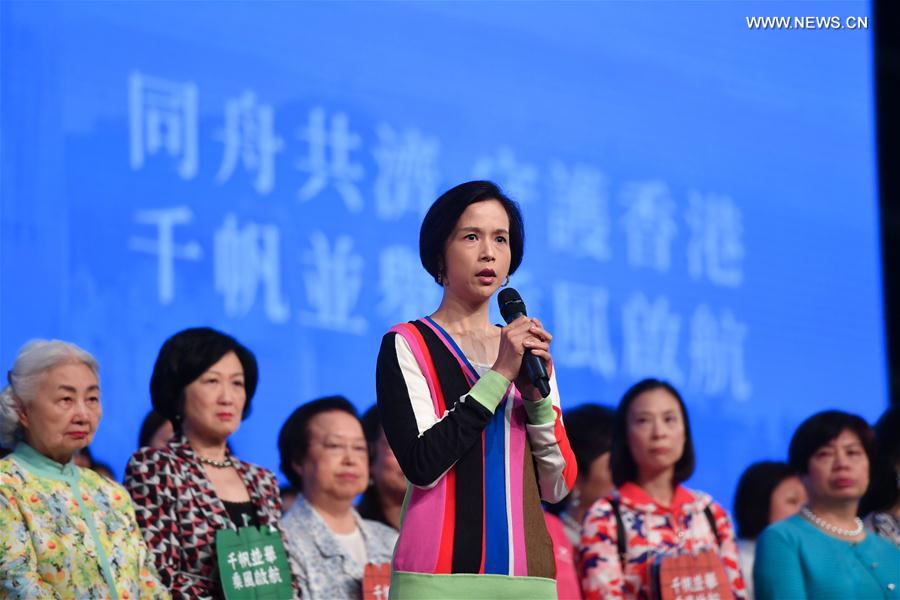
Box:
[216,525,295,599]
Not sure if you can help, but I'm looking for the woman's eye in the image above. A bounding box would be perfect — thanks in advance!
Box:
[465,234,477,241]
[495,236,507,244]
[87,396,100,403]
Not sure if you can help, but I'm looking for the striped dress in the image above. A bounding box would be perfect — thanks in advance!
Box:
[376,317,578,599]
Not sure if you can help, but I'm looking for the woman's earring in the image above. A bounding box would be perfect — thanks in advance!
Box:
[437,271,443,285]
[502,276,510,288]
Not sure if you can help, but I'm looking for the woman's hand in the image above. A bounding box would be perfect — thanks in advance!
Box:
[492,317,554,401]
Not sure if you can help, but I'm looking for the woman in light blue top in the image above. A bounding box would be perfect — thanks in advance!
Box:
[754,410,900,599]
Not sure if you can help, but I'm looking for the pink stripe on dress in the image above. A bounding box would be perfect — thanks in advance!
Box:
[388,324,445,573]
[508,387,528,575]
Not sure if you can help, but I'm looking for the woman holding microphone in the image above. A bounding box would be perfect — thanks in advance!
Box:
[376,180,577,599]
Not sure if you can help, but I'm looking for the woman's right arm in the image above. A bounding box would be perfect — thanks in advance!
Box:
[124,449,208,598]
[376,331,507,488]
[0,492,59,598]
[753,526,806,600]
[578,499,625,600]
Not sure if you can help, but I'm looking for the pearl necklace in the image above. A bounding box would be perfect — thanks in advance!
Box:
[801,507,864,537]
[196,455,233,469]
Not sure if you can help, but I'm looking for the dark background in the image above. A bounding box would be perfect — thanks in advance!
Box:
[876,0,899,408]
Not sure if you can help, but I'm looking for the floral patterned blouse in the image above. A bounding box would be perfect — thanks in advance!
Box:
[578,482,746,600]
[0,443,167,599]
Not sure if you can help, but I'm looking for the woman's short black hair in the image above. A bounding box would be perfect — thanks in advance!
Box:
[278,395,359,491]
[564,403,616,477]
[733,461,797,540]
[610,379,696,487]
[861,405,900,515]
[150,327,258,429]
[787,410,875,475]
[419,180,525,285]
[138,409,169,449]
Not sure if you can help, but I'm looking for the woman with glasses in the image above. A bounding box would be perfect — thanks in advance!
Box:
[278,396,398,599]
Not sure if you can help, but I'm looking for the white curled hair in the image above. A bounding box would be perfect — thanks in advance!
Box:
[0,339,100,449]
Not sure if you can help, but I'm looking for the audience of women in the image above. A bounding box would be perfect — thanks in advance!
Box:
[754,410,900,599]
[278,396,398,599]
[0,340,166,598]
[2,206,896,600]
[732,461,806,598]
[578,378,746,600]
[357,405,406,530]
[376,181,577,599]
[124,327,297,598]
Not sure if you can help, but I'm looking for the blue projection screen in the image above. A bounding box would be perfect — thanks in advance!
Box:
[0,1,885,507]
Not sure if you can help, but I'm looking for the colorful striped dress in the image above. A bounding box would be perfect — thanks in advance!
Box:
[376,317,578,599]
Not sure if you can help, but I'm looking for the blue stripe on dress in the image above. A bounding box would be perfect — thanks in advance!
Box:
[482,390,510,574]
[422,317,480,382]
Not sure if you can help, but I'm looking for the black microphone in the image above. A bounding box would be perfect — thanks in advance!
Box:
[498,288,551,398]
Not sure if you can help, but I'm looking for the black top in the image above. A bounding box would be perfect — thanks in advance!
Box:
[222,500,260,529]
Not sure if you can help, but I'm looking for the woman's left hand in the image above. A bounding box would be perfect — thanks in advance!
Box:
[515,318,554,402]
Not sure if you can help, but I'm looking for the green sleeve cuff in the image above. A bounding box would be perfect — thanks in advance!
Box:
[524,395,556,425]
[468,370,511,413]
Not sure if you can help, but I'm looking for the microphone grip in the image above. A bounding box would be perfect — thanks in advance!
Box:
[524,349,551,398]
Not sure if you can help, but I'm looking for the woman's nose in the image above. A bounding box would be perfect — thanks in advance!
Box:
[480,240,495,260]
[72,400,90,421]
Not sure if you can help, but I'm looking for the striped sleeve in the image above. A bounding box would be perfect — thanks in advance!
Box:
[376,331,504,488]
[522,368,578,503]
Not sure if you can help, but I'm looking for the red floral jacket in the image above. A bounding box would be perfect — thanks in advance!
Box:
[578,482,746,600]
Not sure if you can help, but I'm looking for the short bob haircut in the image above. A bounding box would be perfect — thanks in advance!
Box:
[564,403,616,478]
[788,409,875,475]
[419,180,525,285]
[610,378,695,487]
[733,461,798,540]
[278,395,360,492]
[150,327,258,429]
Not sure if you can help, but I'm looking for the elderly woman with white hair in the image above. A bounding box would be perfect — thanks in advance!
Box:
[0,339,167,599]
